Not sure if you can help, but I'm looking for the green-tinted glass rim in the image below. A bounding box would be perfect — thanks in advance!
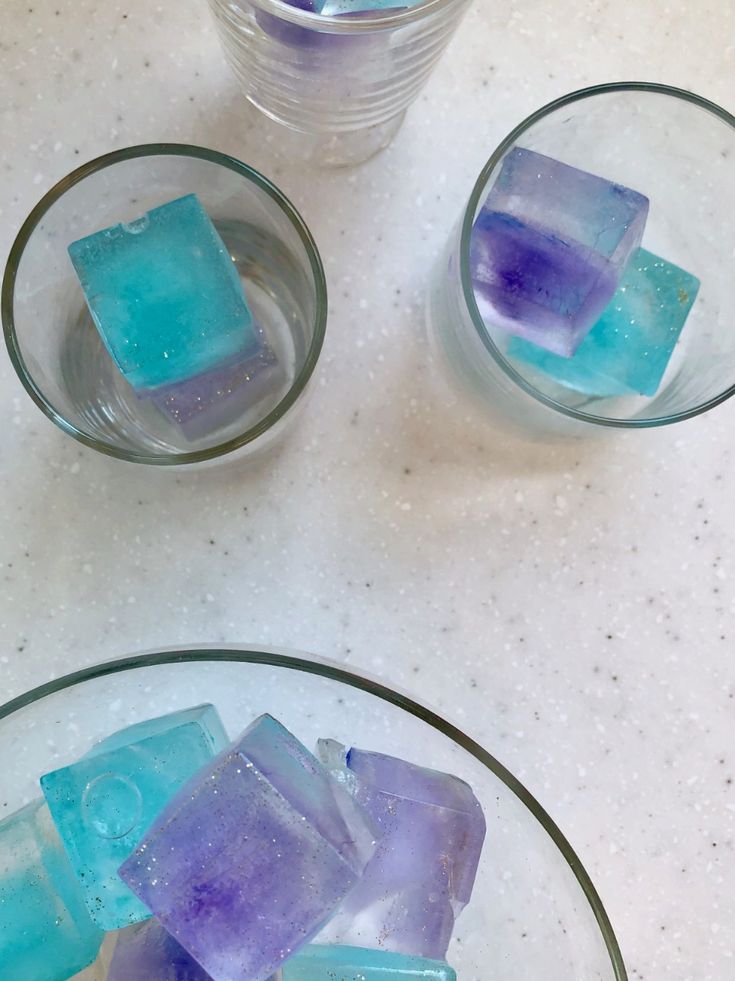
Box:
[459,81,735,429]
[1,143,328,465]
[0,645,628,980]
[247,0,467,32]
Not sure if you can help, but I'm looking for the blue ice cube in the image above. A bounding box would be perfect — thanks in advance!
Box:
[0,800,103,981]
[68,194,258,390]
[471,147,649,356]
[508,248,700,397]
[40,704,229,930]
[319,1,413,11]
[282,944,457,980]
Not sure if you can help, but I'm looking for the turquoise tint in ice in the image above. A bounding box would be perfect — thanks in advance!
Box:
[282,944,457,980]
[319,1,415,11]
[68,194,257,390]
[40,704,228,931]
[0,799,103,981]
[471,147,649,357]
[508,248,700,397]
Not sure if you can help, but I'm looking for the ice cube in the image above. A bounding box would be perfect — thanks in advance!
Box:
[68,194,258,390]
[0,800,103,981]
[281,944,457,980]
[471,147,649,356]
[317,742,486,960]
[319,1,412,11]
[119,715,378,981]
[508,248,700,397]
[40,704,228,930]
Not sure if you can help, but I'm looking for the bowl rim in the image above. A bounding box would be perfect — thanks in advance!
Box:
[459,81,735,429]
[1,143,328,466]
[0,644,628,980]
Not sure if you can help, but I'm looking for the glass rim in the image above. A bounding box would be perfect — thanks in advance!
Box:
[243,0,467,31]
[0,644,628,981]
[459,81,735,430]
[1,143,328,466]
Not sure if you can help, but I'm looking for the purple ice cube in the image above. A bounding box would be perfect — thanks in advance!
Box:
[317,741,486,960]
[108,921,212,981]
[140,325,285,440]
[119,715,377,981]
[471,147,649,356]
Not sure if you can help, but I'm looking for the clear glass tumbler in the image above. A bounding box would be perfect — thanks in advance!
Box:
[207,0,473,167]
[428,83,735,436]
[2,145,327,467]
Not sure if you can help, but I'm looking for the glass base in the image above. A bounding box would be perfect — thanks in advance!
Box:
[247,101,406,168]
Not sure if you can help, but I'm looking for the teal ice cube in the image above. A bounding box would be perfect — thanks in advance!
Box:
[40,704,229,931]
[0,799,103,981]
[282,944,457,980]
[68,194,257,390]
[318,1,415,11]
[508,248,700,397]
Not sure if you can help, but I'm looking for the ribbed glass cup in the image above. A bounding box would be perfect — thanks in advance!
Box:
[208,0,472,167]
[427,83,735,436]
[2,145,327,468]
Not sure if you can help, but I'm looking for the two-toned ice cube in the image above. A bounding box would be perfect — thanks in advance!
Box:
[470,147,650,356]
[68,194,281,438]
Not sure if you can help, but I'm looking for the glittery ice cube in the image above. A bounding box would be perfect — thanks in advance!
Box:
[119,714,377,981]
[40,704,228,930]
[282,944,457,980]
[317,742,486,960]
[508,248,700,397]
[470,147,649,356]
[0,800,103,981]
[141,323,285,440]
[68,194,258,390]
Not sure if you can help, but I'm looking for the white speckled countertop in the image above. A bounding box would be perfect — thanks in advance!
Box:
[1,1,734,978]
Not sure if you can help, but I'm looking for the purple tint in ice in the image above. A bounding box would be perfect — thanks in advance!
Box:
[470,211,619,357]
[255,1,400,51]
[317,742,486,960]
[140,325,284,440]
[471,147,649,356]
[108,921,212,981]
[119,715,377,981]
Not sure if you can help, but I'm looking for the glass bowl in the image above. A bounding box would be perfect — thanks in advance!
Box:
[2,145,327,467]
[0,647,627,980]
[428,83,735,435]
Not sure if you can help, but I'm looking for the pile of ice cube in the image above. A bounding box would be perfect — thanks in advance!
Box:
[69,194,283,440]
[0,707,486,980]
[470,147,700,398]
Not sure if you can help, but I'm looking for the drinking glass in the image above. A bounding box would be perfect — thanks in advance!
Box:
[2,145,327,467]
[208,0,473,166]
[428,83,735,435]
